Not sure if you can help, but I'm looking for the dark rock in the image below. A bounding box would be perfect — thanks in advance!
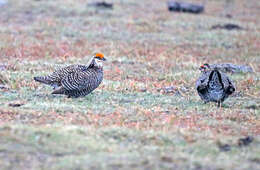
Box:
[157,77,165,81]
[211,24,243,30]
[245,104,260,110]
[238,136,254,147]
[8,102,25,107]
[0,84,9,90]
[139,88,147,92]
[88,1,113,9]
[161,156,173,162]
[250,158,260,163]
[218,143,231,152]
[168,1,204,14]
[225,14,232,18]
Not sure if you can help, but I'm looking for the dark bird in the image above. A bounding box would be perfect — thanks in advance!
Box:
[196,63,235,107]
[34,53,106,98]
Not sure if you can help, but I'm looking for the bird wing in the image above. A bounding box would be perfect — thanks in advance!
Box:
[48,65,88,83]
[196,71,210,90]
[225,75,236,92]
[219,72,235,90]
[61,70,94,91]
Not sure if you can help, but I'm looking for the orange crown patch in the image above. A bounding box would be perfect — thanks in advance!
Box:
[95,53,104,59]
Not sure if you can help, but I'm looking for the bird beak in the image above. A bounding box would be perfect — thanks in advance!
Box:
[102,57,107,61]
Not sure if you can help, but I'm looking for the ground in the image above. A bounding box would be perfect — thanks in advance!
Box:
[0,0,259,169]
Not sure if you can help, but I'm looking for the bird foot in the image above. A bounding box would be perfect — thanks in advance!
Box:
[52,84,60,90]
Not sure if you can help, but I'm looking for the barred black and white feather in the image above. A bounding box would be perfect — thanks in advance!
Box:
[34,65,89,89]
[34,53,106,98]
[196,65,235,106]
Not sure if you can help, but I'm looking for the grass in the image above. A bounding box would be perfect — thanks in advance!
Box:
[0,125,259,170]
[0,0,259,169]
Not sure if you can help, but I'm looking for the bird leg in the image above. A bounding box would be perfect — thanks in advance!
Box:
[51,86,65,94]
[51,83,59,90]
[217,102,223,111]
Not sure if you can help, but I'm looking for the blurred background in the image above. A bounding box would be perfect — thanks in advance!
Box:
[0,0,259,170]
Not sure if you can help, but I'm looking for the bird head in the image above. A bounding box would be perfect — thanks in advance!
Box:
[92,53,106,68]
[94,53,106,61]
[199,63,210,72]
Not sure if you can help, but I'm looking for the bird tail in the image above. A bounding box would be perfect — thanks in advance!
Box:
[34,76,52,85]
[51,86,66,95]
[226,86,235,95]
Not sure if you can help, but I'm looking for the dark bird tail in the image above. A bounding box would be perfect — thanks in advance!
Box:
[226,86,235,95]
[34,76,51,85]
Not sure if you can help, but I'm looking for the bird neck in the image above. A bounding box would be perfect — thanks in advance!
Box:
[91,58,103,69]
[86,57,103,69]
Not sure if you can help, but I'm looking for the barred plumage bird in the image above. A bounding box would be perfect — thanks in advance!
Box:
[196,63,235,107]
[34,53,106,98]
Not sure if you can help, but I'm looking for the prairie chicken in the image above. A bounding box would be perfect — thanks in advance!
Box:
[196,63,235,107]
[34,53,106,98]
